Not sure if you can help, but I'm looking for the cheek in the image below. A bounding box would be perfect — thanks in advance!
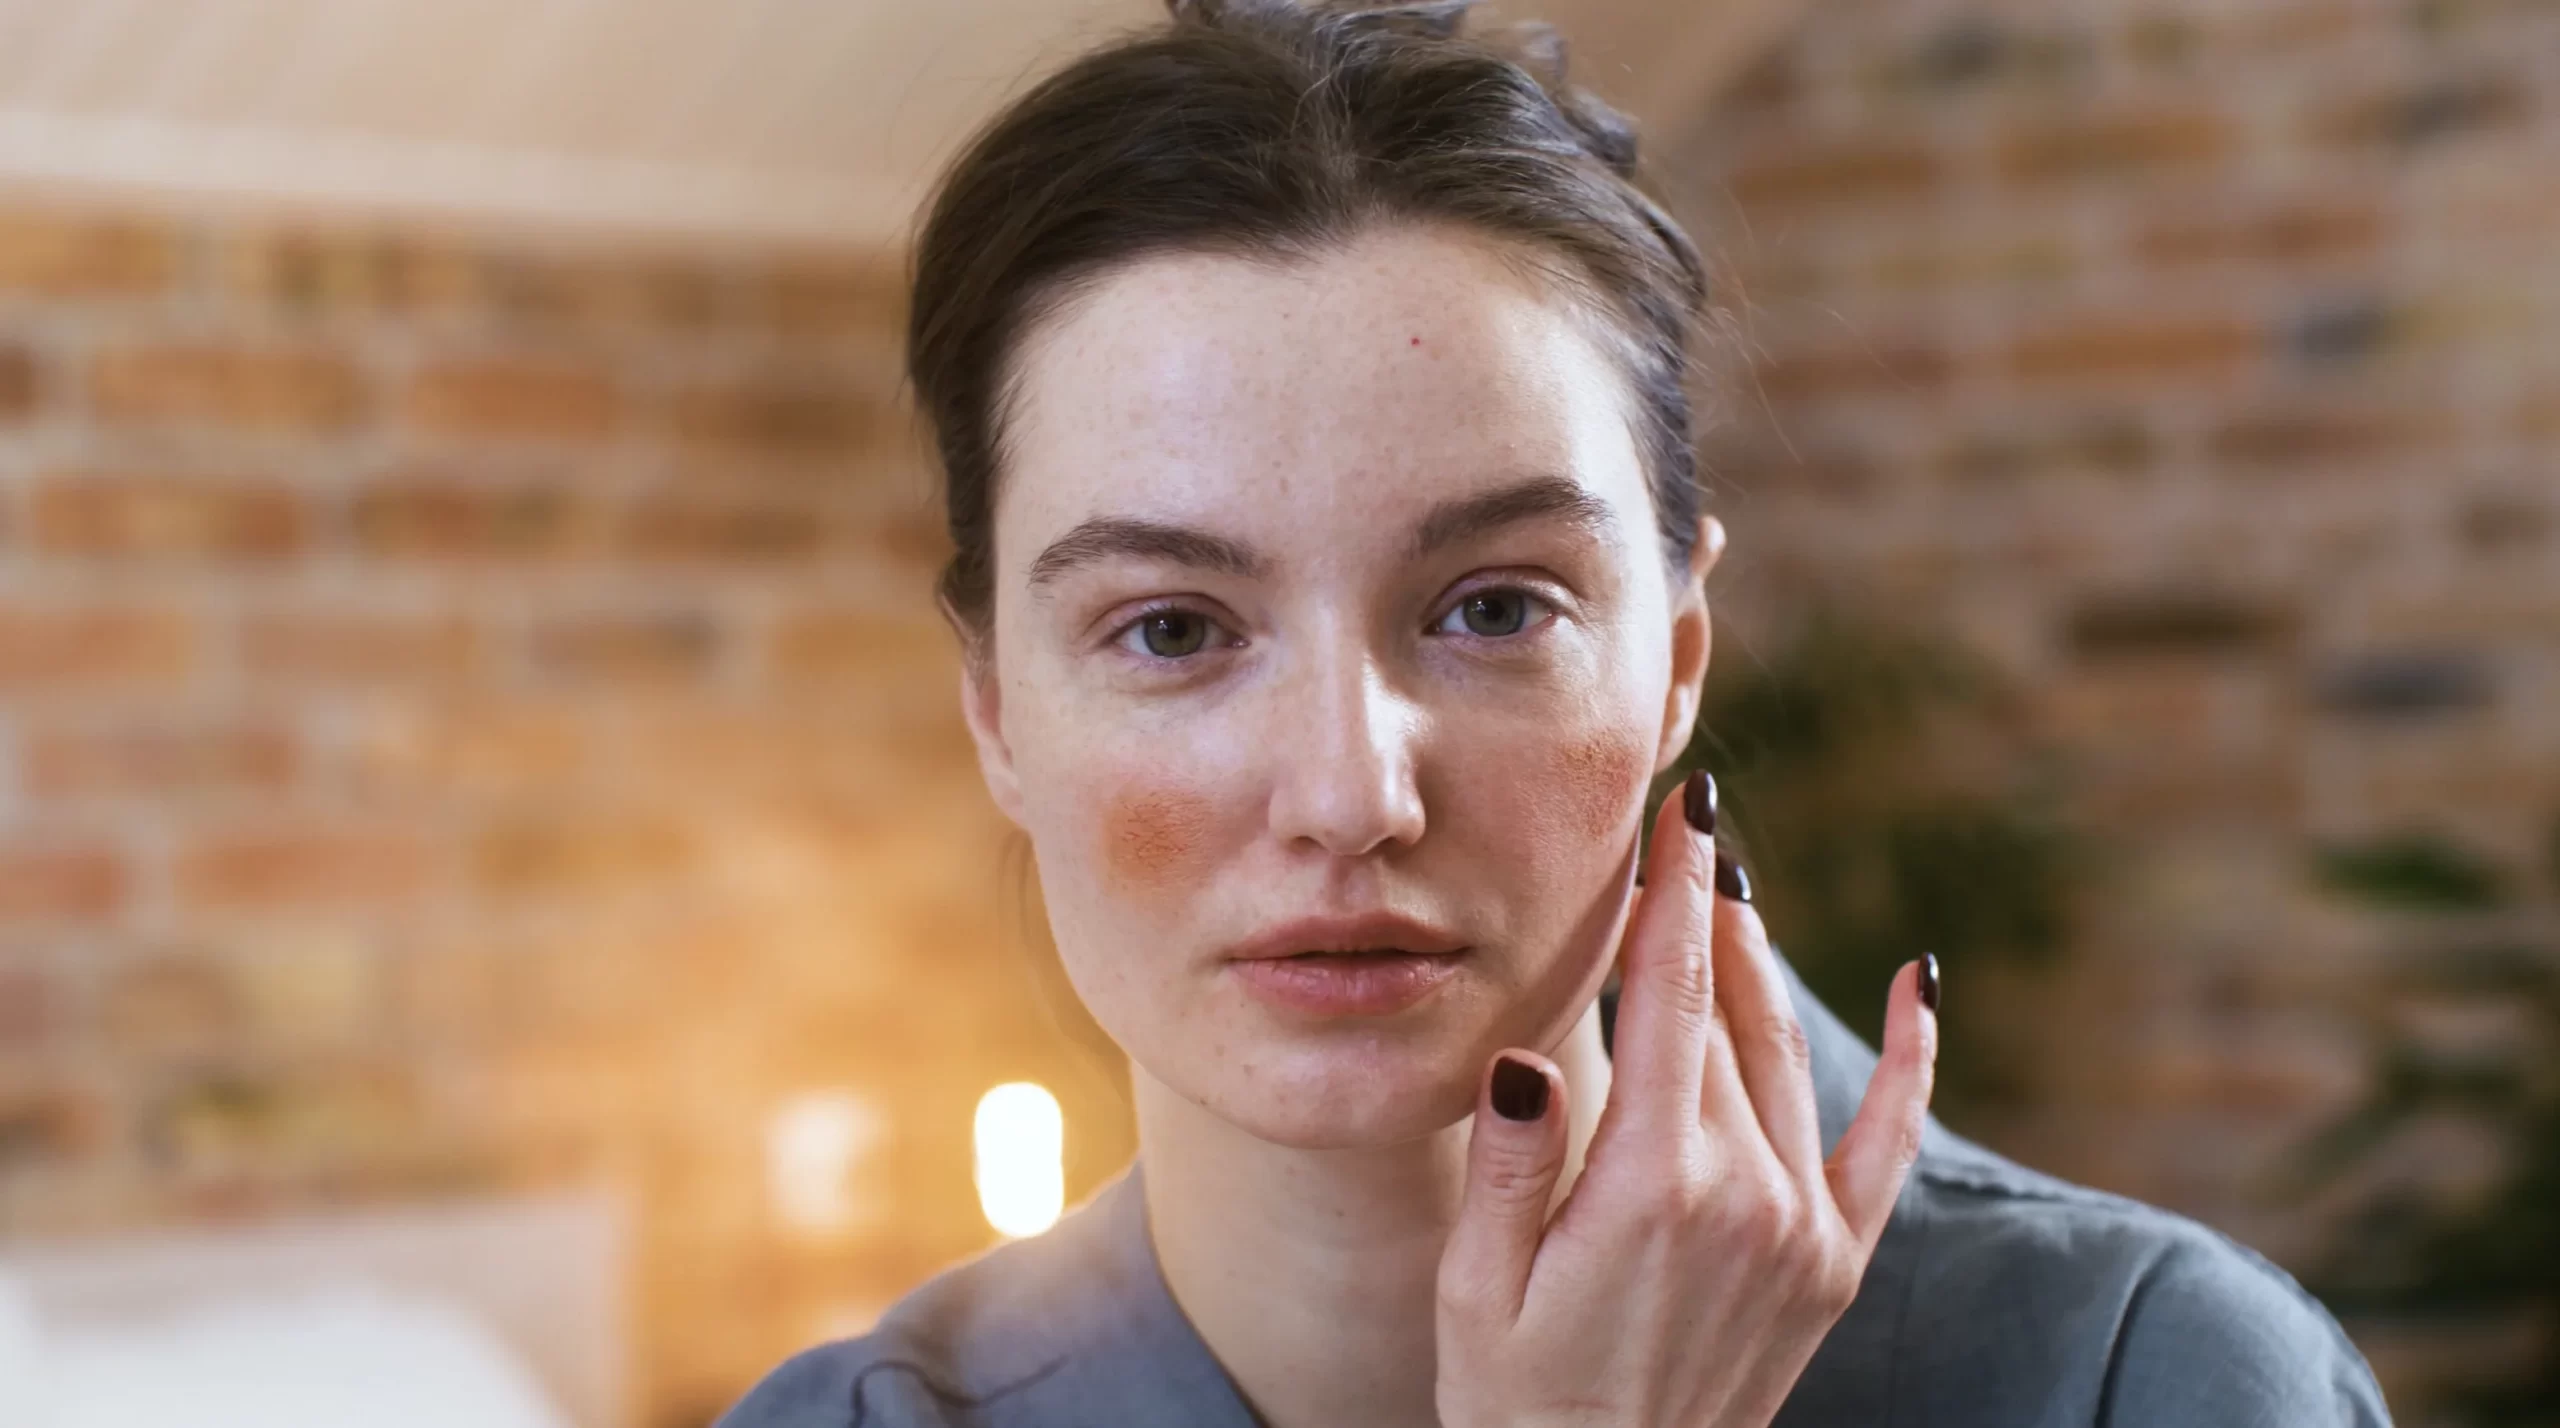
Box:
[1530,725,1654,852]
[1099,780,1220,895]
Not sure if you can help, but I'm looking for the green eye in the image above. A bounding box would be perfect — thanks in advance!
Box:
[1439,588,1549,638]
[1134,609,1214,658]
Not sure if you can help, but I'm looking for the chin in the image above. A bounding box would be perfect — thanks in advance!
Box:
[1189,1032,1483,1148]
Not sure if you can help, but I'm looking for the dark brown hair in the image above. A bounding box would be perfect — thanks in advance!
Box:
[908,0,1716,663]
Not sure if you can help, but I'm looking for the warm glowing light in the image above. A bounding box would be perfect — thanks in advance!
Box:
[973,1082,1064,1238]
[767,1090,888,1236]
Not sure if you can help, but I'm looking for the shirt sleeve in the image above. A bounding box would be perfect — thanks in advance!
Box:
[2097,1236,2395,1427]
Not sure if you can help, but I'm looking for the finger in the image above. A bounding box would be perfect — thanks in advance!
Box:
[1824,956,1941,1254]
[1598,777,1715,1143]
[1440,1051,1569,1328]
[1709,856,1826,1192]
[1607,772,1763,1160]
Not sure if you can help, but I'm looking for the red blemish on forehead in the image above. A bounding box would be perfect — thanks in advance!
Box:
[1410,335,1423,346]
[1103,782,1218,892]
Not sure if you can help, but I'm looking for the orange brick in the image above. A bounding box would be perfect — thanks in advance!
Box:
[349,478,596,560]
[241,611,479,685]
[21,721,298,801]
[99,955,242,1061]
[0,958,59,1047]
[662,374,879,459]
[2006,314,2261,383]
[342,704,591,798]
[405,357,619,441]
[30,473,305,561]
[220,228,477,319]
[0,344,34,422]
[624,258,743,331]
[1996,108,2232,184]
[761,258,905,337]
[176,825,433,912]
[2133,200,2385,268]
[1727,138,1945,209]
[2209,404,2451,470]
[529,611,725,685]
[853,504,956,572]
[90,343,367,434]
[2517,385,2560,442]
[1867,237,2074,292]
[1753,341,1954,400]
[0,605,195,689]
[472,810,696,899]
[0,211,174,296]
[2304,73,2530,149]
[0,843,125,924]
[619,494,832,563]
[767,610,959,685]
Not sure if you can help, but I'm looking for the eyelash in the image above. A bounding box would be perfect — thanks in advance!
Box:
[1104,584,1562,664]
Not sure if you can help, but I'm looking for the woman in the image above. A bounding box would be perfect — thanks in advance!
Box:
[721,1,2395,1423]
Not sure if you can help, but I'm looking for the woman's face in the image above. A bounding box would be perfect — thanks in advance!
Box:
[960,222,1714,1148]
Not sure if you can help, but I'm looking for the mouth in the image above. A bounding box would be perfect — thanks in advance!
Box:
[1272,947,1456,960]
[1226,946,1469,1016]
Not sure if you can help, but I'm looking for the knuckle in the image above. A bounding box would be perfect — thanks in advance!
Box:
[1657,930,1715,1021]
[1888,1103,1928,1175]
[1759,1009,1813,1072]
[1479,1150,1549,1206]
[1435,1262,1490,1317]
[1812,1245,1865,1313]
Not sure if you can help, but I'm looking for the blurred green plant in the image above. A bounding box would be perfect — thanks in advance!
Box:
[1648,604,2086,1124]
[2282,823,2560,1425]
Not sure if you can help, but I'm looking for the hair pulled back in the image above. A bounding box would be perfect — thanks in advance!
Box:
[907,0,1716,662]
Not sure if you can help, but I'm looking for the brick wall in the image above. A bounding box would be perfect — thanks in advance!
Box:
[0,204,1131,1426]
[1677,0,2560,1386]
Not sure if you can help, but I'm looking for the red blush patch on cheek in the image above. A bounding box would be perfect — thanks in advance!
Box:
[1549,729,1654,843]
[1102,783,1219,892]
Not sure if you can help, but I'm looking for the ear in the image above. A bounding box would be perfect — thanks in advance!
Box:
[1655,514,1725,776]
[957,644,1028,828]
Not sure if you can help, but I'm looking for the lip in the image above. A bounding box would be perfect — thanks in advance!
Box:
[1222,911,1469,1017]
[1228,950,1465,1016]
[1223,911,1467,962]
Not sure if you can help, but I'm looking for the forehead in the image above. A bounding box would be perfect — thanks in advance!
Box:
[995,224,1647,555]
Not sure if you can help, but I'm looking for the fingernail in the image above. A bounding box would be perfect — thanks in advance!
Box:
[1918,953,1941,1013]
[1490,1055,1550,1122]
[1682,768,1717,837]
[1712,845,1752,903]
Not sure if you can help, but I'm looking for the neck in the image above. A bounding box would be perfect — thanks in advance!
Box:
[1134,995,1615,1428]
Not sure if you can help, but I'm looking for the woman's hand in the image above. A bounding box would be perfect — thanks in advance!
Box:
[1435,769,1940,1428]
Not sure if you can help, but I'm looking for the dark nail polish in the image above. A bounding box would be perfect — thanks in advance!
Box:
[1712,847,1752,904]
[1918,953,1941,1013]
[1683,769,1717,837]
[1490,1055,1550,1122]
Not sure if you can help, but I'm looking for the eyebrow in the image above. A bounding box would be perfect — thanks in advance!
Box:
[1024,473,1618,593]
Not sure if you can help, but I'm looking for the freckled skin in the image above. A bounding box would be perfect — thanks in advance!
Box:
[966,225,1713,1151]
[1544,726,1653,845]
[1103,782,1218,893]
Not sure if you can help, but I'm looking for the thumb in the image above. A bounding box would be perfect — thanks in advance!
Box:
[1439,1052,1568,1331]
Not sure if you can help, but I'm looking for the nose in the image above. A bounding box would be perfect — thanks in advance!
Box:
[1264,638,1428,860]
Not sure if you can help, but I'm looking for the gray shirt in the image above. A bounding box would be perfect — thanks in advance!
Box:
[717,949,2395,1426]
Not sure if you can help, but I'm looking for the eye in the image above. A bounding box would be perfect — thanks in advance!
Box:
[1111,604,1235,661]
[1434,586,1555,639]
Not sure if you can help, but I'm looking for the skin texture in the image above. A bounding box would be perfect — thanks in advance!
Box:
[958,221,1719,1428]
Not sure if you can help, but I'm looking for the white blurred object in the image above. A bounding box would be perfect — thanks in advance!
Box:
[766,1090,889,1237]
[0,1278,570,1428]
[0,1191,625,1428]
[973,1081,1063,1239]
[0,1275,43,1427]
